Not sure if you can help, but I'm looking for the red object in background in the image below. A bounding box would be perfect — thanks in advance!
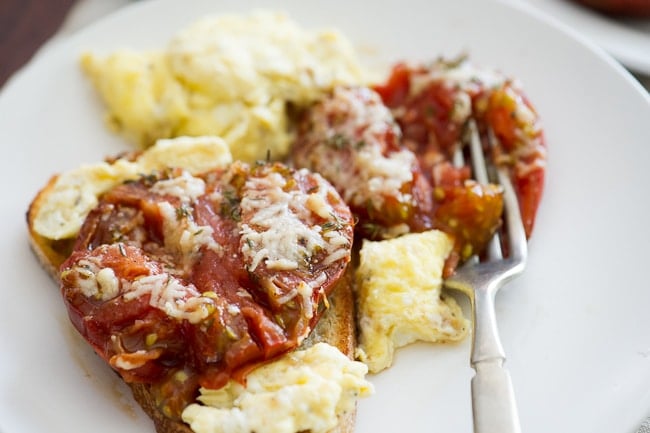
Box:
[570,0,650,16]
[0,0,76,87]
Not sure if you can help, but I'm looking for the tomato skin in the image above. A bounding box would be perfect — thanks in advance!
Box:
[61,245,186,384]
[483,84,545,237]
[373,62,410,107]
[377,67,465,174]
[433,181,504,262]
[515,167,545,237]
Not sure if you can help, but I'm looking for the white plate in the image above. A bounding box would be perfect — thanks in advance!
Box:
[1,0,649,432]
[520,0,650,74]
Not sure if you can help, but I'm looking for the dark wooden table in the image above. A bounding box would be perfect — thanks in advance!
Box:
[1,0,77,88]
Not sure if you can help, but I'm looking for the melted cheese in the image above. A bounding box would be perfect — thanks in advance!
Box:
[67,257,120,301]
[239,170,349,273]
[33,135,231,240]
[409,58,505,98]
[181,342,373,433]
[111,349,155,371]
[81,11,366,162]
[303,87,415,212]
[95,268,120,301]
[157,201,221,272]
[151,170,207,201]
[408,59,506,127]
[239,173,324,271]
[333,87,414,210]
[124,273,214,324]
[355,230,469,373]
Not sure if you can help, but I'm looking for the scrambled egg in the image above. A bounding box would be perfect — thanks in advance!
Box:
[182,342,373,433]
[355,230,469,373]
[81,11,366,163]
[33,135,232,240]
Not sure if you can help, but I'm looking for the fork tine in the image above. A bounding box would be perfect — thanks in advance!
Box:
[483,123,528,264]
[467,120,503,261]
[496,168,527,263]
[467,120,491,185]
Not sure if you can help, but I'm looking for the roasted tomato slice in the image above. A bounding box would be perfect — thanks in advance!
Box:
[292,86,433,239]
[60,161,354,418]
[375,58,546,237]
[481,84,546,237]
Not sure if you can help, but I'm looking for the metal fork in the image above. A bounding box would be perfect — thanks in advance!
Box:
[445,120,527,433]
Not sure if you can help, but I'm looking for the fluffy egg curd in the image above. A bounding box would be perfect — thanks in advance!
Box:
[182,343,373,433]
[80,11,366,163]
[355,230,470,373]
[32,135,232,240]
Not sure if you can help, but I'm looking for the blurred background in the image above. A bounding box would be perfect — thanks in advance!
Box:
[1,0,129,87]
[1,0,649,91]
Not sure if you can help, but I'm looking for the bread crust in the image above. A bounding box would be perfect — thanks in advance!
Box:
[27,171,358,433]
[26,174,73,278]
[303,268,357,433]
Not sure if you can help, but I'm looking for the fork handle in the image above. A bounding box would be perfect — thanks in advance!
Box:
[471,359,522,433]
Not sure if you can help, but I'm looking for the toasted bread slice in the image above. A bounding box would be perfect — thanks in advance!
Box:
[26,155,359,433]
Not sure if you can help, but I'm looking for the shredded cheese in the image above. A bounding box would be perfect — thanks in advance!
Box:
[151,170,207,202]
[157,201,221,270]
[69,257,121,301]
[124,273,214,324]
[239,170,348,273]
[299,87,415,212]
